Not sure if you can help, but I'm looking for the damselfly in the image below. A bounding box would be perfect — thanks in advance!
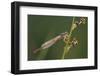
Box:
[33,32,68,53]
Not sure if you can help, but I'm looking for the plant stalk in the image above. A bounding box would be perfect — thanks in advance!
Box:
[62,17,75,59]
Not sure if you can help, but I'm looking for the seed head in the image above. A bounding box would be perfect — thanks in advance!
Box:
[71,38,78,47]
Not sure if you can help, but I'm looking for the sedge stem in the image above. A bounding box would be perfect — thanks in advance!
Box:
[62,17,75,59]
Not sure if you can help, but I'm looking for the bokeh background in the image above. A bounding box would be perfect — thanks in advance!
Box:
[28,15,88,60]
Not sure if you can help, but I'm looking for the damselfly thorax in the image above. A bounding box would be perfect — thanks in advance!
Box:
[33,32,68,53]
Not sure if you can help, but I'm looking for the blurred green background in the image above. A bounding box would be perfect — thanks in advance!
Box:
[28,15,88,60]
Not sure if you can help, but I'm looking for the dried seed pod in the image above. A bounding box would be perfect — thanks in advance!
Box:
[71,38,78,47]
[79,17,86,25]
[74,18,86,27]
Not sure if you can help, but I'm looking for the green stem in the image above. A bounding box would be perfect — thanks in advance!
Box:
[61,17,75,59]
[62,46,67,59]
[69,17,75,38]
[62,45,71,59]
